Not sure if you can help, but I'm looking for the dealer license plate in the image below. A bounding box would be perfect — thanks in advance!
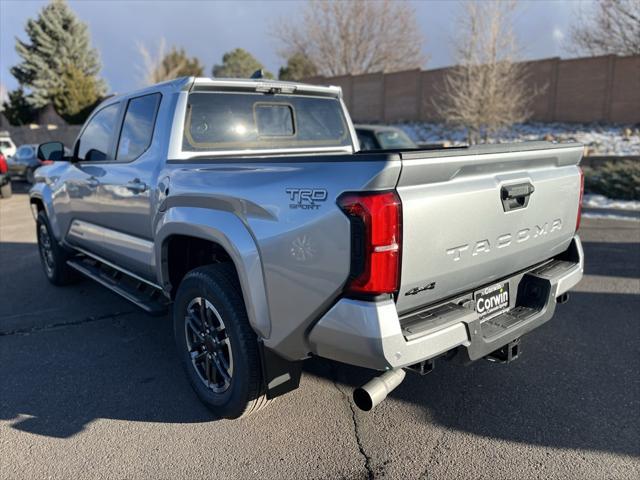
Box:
[474,281,510,320]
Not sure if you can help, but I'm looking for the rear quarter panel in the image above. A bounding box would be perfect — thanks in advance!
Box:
[158,154,401,360]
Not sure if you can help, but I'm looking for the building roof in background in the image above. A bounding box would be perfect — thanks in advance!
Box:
[35,104,66,126]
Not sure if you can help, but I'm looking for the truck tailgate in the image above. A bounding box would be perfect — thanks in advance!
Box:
[395,142,583,315]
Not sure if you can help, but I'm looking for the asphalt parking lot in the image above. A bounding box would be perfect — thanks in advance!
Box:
[1,185,639,480]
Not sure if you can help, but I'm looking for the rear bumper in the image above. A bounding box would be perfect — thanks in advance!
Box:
[308,235,584,370]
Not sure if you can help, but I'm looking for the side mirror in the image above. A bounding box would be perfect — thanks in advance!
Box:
[37,141,66,162]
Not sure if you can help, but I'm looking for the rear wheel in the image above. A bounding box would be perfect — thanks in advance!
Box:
[173,264,269,419]
[36,211,78,285]
[0,181,11,198]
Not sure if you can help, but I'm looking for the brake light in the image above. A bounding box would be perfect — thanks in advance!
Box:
[576,167,584,232]
[0,153,7,174]
[338,191,402,296]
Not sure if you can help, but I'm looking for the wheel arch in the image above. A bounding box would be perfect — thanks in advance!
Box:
[156,206,271,339]
[29,185,63,241]
[30,196,45,215]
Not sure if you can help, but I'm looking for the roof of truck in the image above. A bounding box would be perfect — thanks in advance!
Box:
[106,77,343,104]
[191,77,342,96]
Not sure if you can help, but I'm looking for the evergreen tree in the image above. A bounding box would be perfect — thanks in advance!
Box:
[162,47,204,78]
[53,65,101,123]
[10,0,106,112]
[2,88,35,125]
[212,48,274,79]
[139,41,204,85]
[278,52,318,81]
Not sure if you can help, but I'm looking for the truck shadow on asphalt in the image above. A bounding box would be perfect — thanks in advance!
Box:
[0,240,638,458]
[580,241,640,279]
[306,288,640,457]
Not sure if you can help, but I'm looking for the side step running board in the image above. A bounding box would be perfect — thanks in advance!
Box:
[67,257,170,316]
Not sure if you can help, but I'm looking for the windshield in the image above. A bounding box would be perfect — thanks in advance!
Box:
[183,92,351,152]
[375,129,416,149]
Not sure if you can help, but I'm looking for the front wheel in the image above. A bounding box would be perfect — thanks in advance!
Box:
[173,264,269,419]
[36,212,78,285]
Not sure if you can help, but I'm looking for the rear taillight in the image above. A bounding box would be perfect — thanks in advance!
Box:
[0,154,7,174]
[338,191,402,296]
[576,167,584,232]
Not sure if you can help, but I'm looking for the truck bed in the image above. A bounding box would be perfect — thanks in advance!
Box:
[163,141,582,360]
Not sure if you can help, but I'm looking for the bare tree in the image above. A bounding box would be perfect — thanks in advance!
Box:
[569,0,640,56]
[137,39,204,85]
[435,1,531,144]
[273,0,424,77]
[138,39,173,85]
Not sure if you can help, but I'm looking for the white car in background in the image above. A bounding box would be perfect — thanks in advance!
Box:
[0,132,17,159]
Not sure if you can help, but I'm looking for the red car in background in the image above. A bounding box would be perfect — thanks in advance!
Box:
[0,150,12,198]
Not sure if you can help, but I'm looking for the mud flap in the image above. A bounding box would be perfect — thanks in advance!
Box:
[258,341,303,400]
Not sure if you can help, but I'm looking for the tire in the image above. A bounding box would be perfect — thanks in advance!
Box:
[36,211,78,285]
[26,168,35,185]
[173,263,269,419]
[0,181,11,199]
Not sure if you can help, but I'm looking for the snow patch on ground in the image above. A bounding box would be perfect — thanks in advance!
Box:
[396,122,640,157]
[583,194,640,211]
[582,212,640,222]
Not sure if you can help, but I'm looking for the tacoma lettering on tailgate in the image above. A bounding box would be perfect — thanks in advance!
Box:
[446,219,562,262]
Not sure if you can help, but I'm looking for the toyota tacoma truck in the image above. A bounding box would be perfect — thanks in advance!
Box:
[30,76,584,418]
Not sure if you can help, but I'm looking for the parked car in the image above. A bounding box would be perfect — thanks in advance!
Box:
[0,132,17,159]
[7,143,63,184]
[355,124,417,150]
[31,77,584,419]
[0,150,12,198]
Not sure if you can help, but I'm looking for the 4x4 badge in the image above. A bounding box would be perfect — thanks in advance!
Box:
[405,282,436,296]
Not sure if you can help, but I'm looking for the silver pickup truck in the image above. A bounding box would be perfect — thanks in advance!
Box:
[31,77,584,418]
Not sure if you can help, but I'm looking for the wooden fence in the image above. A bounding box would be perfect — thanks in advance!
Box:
[306,54,640,124]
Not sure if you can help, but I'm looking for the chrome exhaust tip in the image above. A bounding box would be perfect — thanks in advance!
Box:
[353,369,406,411]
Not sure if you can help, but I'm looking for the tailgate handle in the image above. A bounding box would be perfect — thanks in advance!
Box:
[501,183,534,211]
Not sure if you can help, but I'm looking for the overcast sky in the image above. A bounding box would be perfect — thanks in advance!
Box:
[1,0,585,97]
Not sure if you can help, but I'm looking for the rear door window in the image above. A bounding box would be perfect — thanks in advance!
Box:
[116,93,161,161]
[183,92,350,151]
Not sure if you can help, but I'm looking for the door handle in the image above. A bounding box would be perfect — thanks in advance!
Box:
[126,178,148,193]
[86,177,99,188]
